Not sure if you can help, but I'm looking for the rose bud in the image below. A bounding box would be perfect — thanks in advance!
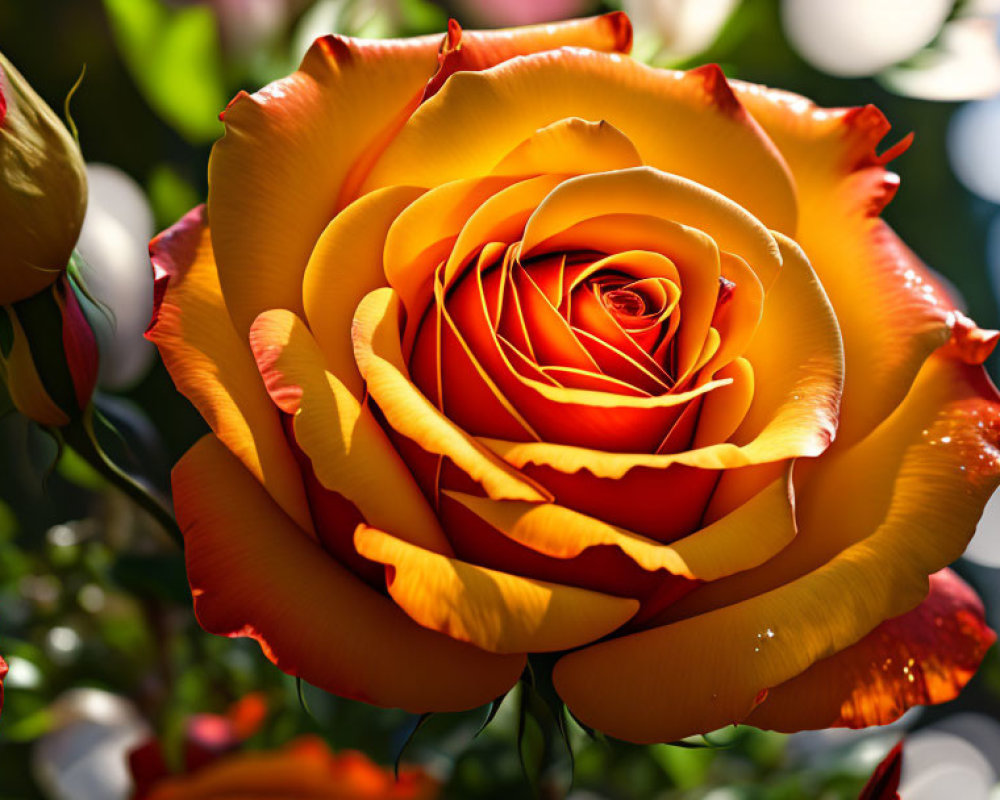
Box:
[0,273,99,426]
[0,50,87,305]
[149,13,1000,744]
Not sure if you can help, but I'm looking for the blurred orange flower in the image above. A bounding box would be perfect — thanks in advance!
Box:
[133,736,438,800]
[148,13,998,743]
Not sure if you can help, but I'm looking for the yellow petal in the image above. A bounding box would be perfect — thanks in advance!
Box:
[146,206,313,534]
[382,174,520,347]
[209,34,441,335]
[302,184,425,399]
[361,54,796,233]
[734,84,958,444]
[490,117,642,176]
[249,308,450,556]
[745,568,995,731]
[521,167,782,289]
[354,525,638,654]
[446,463,794,582]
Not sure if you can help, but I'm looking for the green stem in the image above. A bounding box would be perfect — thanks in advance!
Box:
[62,407,183,548]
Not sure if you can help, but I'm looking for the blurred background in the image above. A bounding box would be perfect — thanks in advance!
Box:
[2,0,1000,797]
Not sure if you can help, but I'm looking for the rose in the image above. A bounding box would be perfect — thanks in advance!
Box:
[0,51,87,305]
[148,13,1000,743]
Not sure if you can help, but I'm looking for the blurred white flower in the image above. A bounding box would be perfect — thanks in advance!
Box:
[782,0,953,77]
[75,163,157,391]
[966,478,1000,567]
[781,0,1000,101]
[948,98,1000,205]
[32,689,150,800]
[623,0,739,63]
[882,14,1000,101]
[900,729,996,800]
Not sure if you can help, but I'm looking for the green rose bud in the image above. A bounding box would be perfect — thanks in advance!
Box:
[0,51,87,304]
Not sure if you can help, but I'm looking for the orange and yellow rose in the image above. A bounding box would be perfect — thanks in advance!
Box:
[148,13,999,743]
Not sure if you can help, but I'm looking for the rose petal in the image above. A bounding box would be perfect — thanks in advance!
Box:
[209,33,442,335]
[248,309,450,557]
[445,461,794,582]
[361,53,796,234]
[352,287,549,503]
[745,568,996,731]
[354,525,639,654]
[490,117,642,177]
[174,434,523,712]
[146,206,313,534]
[302,184,425,399]
[424,12,633,99]
[734,84,994,443]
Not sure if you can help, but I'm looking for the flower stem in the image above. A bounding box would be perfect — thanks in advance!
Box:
[62,407,183,548]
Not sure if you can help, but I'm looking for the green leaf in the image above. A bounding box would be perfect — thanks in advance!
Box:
[101,0,227,143]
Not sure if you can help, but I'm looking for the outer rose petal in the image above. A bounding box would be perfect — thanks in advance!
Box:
[208,34,441,335]
[146,206,313,535]
[745,569,996,732]
[733,83,995,443]
[211,15,637,337]
[424,13,633,99]
[362,55,797,233]
[553,357,1000,743]
[174,434,524,712]
[0,655,6,716]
